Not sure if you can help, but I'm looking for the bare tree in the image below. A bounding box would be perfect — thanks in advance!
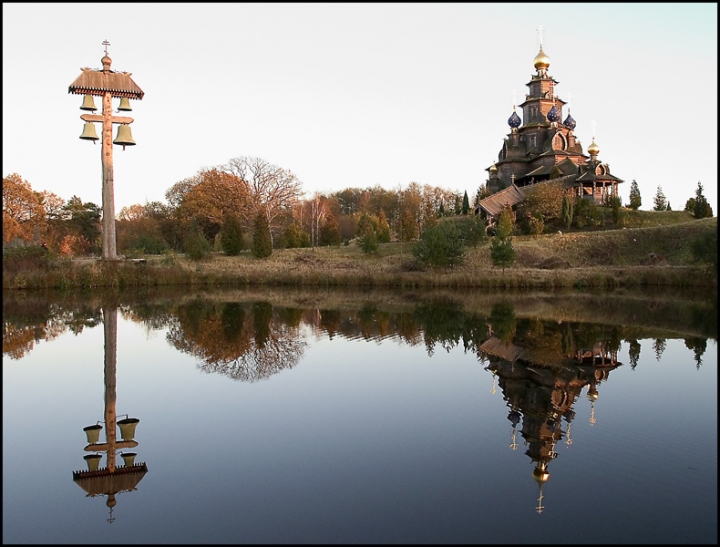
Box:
[225,157,303,244]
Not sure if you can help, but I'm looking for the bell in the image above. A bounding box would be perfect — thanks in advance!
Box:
[113,124,136,149]
[117,417,139,441]
[84,454,102,472]
[80,94,97,111]
[117,97,132,111]
[79,122,99,142]
[83,424,103,444]
[121,452,137,467]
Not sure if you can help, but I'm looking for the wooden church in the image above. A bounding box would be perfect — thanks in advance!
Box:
[477,32,623,222]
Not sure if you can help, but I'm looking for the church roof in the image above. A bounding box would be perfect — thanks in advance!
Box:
[480,336,524,362]
[478,184,525,217]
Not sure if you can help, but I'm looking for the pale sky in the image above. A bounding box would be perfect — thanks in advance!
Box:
[3,3,717,213]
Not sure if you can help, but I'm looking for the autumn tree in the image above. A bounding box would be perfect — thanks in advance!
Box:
[168,168,251,242]
[376,210,391,243]
[62,196,102,255]
[2,173,46,244]
[518,181,564,226]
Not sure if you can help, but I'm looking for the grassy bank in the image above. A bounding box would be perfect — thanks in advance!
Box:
[3,217,716,290]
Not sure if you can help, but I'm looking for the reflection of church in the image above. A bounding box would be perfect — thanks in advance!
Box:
[481,335,620,513]
[477,30,623,221]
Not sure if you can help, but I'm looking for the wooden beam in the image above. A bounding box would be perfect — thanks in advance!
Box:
[80,114,134,124]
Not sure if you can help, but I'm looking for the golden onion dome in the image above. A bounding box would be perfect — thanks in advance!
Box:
[532,465,550,484]
[489,162,498,173]
[534,47,550,70]
[587,139,600,156]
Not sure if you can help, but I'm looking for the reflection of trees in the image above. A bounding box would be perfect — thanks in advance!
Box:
[489,302,516,345]
[627,339,641,370]
[653,338,667,361]
[684,337,707,369]
[412,299,488,356]
[166,300,306,382]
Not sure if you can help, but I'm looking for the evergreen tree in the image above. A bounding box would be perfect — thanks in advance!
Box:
[692,181,714,218]
[461,191,470,215]
[627,179,642,210]
[319,213,342,246]
[358,229,379,254]
[454,195,462,215]
[490,205,515,272]
[653,186,667,211]
[561,195,574,229]
[666,201,672,211]
[438,202,445,217]
[684,197,697,213]
[356,213,374,238]
[183,219,212,260]
[412,221,466,268]
[251,211,273,258]
[220,213,244,256]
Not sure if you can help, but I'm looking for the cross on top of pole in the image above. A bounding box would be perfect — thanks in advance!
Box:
[536,24,545,48]
[591,119,597,139]
[102,40,110,55]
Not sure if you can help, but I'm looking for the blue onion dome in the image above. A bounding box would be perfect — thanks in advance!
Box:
[508,110,521,128]
[563,112,576,130]
[547,104,560,122]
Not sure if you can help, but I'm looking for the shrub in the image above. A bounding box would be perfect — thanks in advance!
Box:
[412,221,466,268]
[2,245,55,275]
[129,232,169,255]
[183,230,211,261]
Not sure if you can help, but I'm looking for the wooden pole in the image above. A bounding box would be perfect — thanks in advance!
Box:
[103,305,118,472]
[101,91,117,260]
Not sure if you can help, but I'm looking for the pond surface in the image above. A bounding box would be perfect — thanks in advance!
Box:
[3,287,717,544]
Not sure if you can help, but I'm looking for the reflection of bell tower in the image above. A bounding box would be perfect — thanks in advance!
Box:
[73,305,148,523]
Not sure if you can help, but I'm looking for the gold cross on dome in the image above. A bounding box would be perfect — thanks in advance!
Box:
[536,24,545,47]
[102,40,110,55]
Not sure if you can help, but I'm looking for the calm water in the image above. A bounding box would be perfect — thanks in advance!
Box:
[3,287,717,544]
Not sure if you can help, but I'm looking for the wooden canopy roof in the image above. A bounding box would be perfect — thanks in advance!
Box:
[68,68,144,99]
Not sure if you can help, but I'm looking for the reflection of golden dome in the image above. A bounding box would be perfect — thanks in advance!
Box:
[587,139,600,156]
[489,162,498,173]
[532,465,550,484]
[587,387,599,400]
[534,47,550,70]
[106,497,117,508]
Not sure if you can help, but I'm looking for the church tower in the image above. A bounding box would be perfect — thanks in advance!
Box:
[485,28,623,205]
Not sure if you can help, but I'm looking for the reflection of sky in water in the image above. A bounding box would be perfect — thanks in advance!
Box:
[3,313,717,544]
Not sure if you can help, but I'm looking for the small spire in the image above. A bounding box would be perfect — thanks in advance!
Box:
[102,39,110,56]
[512,89,517,110]
[536,24,545,48]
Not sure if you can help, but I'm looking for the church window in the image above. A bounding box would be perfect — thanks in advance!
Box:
[552,133,567,150]
[595,164,606,175]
